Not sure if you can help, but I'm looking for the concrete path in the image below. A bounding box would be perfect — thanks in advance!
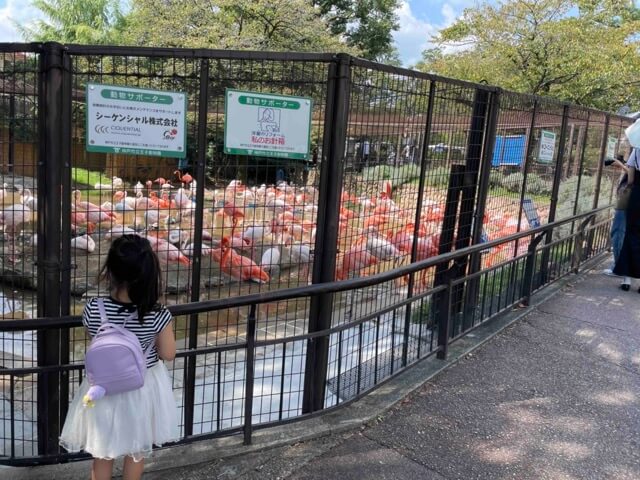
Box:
[159,263,640,479]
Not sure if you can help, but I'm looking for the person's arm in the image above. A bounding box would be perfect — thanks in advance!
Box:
[156,320,176,361]
[614,159,629,172]
[628,167,635,186]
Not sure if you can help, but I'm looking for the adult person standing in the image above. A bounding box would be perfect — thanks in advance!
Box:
[603,153,630,275]
[613,147,640,290]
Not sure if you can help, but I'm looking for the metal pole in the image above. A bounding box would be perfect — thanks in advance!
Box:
[586,115,610,257]
[36,42,66,456]
[436,275,453,360]
[243,304,257,445]
[302,54,350,414]
[58,50,72,430]
[402,79,435,367]
[464,88,501,330]
[593,115,610,210]
[572,112,591,219]
[514,100,539,255]
[540,104,570,283]
[183,58,209,437]
[8,95,14,173]
[447,88,492,333]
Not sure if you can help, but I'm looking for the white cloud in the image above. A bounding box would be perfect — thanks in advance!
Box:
[393,0,469,67]
[0,0,44,42]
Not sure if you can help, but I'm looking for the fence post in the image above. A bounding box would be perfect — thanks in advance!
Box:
[521,232,546,306]
[540,104,570,283]
[464,88,501,329]
[436,274,453,360]
[183,58,209,437]
[571,112,591,219]
[302,54,350,414]
[585,114,610,257]
[243,304,257,445]
[402,79,436,367]
[514,99,539,256]
[36,42,68,456]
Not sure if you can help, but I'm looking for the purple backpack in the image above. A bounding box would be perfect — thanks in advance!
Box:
[84,298,151,398]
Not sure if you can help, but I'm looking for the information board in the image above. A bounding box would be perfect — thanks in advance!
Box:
[224,89,312,160]
[538,130,556,164]
[86,83,187,158]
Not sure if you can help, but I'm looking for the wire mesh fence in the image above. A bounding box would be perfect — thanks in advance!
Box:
[0,43,632,464]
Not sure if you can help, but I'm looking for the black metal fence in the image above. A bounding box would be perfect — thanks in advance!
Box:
[0,42,630,465]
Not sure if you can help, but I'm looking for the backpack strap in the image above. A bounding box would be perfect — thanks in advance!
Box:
[96,298,155,357]
[96,297,137,327]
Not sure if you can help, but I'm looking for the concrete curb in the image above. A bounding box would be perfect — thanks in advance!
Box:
[3,254,606,479]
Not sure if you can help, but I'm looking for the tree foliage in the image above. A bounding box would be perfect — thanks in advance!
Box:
[314,0,400,61]
[17,0,126,44]
[416,0,640,110]
[123,0,352,53]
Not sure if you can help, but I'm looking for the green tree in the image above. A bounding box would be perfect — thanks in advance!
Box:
[314,0,400,60]
[124,0,352,53]
[416,0,640,110]
[18,0,126,44]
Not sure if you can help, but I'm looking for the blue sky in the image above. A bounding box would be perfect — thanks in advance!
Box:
[0,0,475,66]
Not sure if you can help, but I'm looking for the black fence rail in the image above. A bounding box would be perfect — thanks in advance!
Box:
[0,42,630,465]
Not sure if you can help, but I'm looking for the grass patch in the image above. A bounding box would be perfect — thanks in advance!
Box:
[72,167,111,188]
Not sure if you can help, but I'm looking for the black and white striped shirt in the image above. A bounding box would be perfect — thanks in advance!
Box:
[82,297,173,368]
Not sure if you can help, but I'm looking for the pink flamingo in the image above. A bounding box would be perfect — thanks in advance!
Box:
[145,234,190,266]
[72,190,117,223]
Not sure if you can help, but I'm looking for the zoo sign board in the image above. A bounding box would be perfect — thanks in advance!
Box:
[224,89,312,160]
[537,130,556,164]
[86,83,187,158]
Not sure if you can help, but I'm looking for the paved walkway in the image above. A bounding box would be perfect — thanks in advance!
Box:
[156,261,640,480]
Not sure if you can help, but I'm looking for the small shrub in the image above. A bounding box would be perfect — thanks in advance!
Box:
[489,169,503,189]
[500,172,525,193]
[424,166,450,188]
[524,174,553,196]
[362,165,391,182]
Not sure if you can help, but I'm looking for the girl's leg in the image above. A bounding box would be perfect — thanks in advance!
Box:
[91,458,114,480]
[123,456,145,480]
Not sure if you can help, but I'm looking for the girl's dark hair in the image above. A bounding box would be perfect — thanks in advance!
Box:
[100,234,162,323]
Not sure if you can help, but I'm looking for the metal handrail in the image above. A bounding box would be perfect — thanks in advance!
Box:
[0,205,610,332]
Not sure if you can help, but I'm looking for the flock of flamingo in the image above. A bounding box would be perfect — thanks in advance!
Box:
[0,170,538,290]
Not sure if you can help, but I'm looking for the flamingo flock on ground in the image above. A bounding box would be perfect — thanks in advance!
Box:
[0,169,542,289]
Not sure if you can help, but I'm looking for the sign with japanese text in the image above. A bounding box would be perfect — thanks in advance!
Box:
[86,83,187,158]
[224,89,312,160]
[606,136,618,160]
[537,130,556,164]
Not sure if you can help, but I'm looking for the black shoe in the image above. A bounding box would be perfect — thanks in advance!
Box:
[621,283,630,291]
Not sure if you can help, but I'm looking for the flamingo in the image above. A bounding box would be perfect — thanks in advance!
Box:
[260,247,281,273]
[20,188,36,211]
[0,204,33,262]
[71,234,96,253]
[174,170,193,186]
[145,234,190,266]
[217,237,269,283]
[134,181,144,197]
[336,245,378,281]
[104,225,137,240]
[72,190,117,223]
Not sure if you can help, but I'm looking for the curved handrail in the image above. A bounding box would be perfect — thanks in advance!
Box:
[0,205,609,332]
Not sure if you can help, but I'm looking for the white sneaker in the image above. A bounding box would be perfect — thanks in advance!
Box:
[603,269,619,277]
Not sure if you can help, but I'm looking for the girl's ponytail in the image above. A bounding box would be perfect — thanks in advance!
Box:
[101,235,163,323]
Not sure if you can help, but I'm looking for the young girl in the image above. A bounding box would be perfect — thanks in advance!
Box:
[60,234,179,480]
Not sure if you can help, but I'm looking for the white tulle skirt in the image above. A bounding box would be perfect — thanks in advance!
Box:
[59,362,179,461]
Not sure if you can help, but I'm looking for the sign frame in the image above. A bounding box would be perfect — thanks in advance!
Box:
[223,88,313,160]
[537,130,556,164]
[86,82,187,158]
